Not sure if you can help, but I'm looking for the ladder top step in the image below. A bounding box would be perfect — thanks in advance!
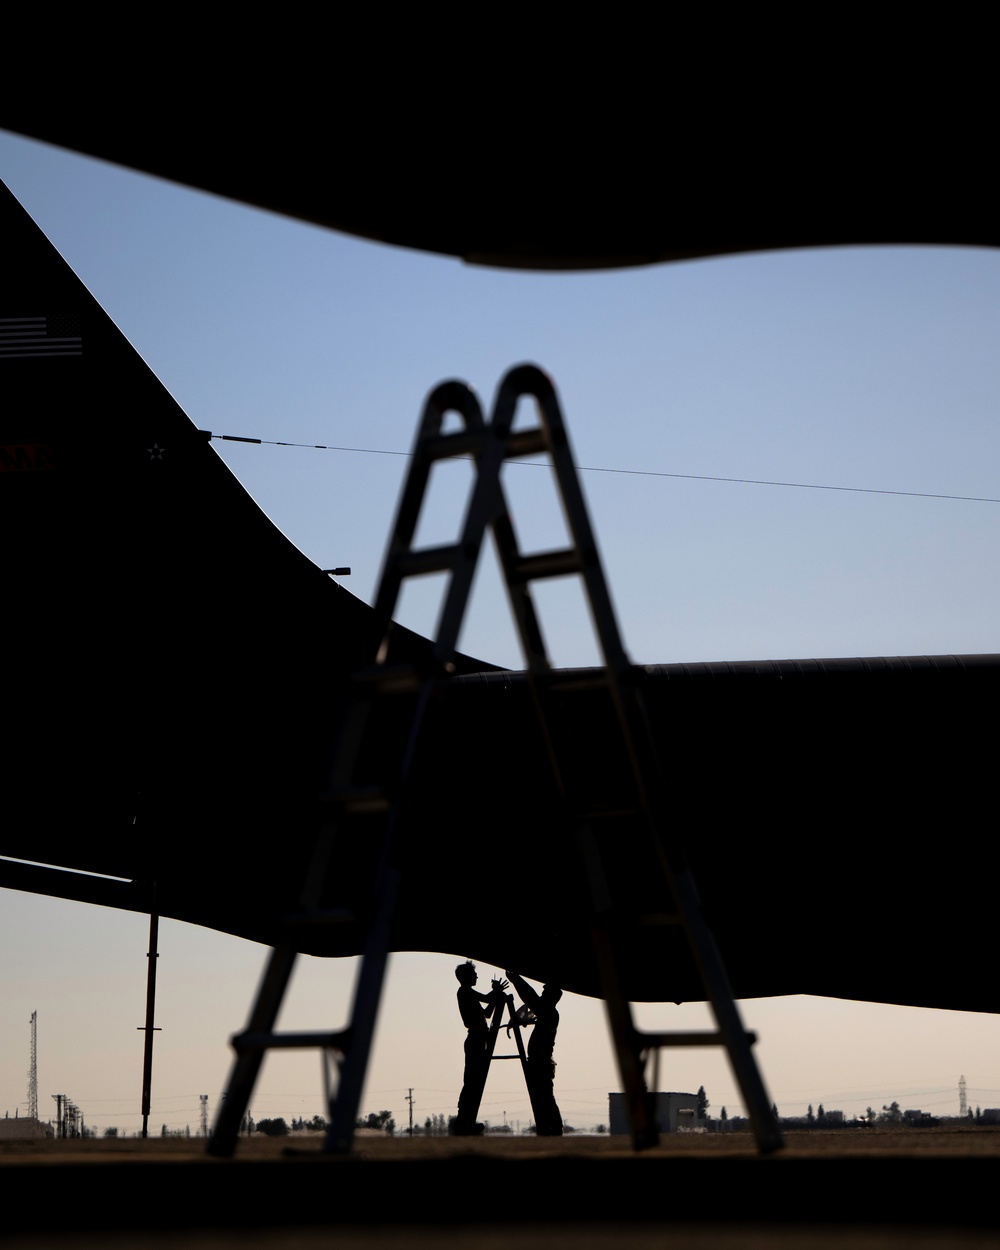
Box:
[419,424,548,463]
[422,428,489,460]
[638,1029,758,1048]
[234,1028,351,1053]
[504,428,548,458]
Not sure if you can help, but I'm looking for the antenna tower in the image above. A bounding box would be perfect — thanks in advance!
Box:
[200,1094,209,1137]
[28,1011,38,1121]
[959,1075,968,1117]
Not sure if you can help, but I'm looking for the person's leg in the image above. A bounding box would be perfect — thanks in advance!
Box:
[455,1033,487,1134]
[530,1057,563,1136]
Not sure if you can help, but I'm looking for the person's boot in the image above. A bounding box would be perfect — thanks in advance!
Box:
[451,1120,485,1136]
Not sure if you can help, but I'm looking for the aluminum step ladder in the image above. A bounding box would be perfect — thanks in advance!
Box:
[208,363,783,1156]
[455,989,537,1134]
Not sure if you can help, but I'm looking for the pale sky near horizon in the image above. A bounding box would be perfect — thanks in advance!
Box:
[1,129,998,1137]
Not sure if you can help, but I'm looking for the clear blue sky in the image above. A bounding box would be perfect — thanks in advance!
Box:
[2,129,998,1135]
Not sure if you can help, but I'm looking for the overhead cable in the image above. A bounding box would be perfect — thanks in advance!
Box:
[204,433,1000,505]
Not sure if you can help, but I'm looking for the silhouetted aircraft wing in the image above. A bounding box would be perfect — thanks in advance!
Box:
[3,179,998,1013]
[3,38,997,270]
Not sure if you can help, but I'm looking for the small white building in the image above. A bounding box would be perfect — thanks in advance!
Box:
[609,1092,701,1135]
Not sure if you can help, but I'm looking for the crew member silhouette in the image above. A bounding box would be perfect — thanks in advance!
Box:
[454,961,508,1135]
[506,969,563,1136]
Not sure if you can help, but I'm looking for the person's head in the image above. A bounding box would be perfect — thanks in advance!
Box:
[455,961,477,986]
[542,984,563,1005]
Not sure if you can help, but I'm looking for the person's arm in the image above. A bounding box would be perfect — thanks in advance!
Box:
[505,970,541,1012]
[473,976,509,1007]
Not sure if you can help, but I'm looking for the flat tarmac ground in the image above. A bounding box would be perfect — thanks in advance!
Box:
[4,1128,1000,1249]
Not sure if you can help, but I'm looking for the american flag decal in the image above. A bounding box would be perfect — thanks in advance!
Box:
[0,315,82,359]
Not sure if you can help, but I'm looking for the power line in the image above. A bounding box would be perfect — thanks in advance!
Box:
[569,466,1000,505]
[205,432,1000,506]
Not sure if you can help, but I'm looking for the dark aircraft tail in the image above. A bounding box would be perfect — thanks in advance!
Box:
[0,176,483,929]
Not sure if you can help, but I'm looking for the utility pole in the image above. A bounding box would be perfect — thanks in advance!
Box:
[28,1012,37,1121]
[406,1088,414,1137]
[200,1095,209,1137]
[959,1075,968,1118]
[137,899,162,1139]
[60,1098,79,1138]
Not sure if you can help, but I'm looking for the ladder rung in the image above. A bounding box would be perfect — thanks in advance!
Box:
[234,1028,350,1053]
[640,1030,757,1049]
[423,429,489,461]
[321,785,390,814]
[505,428,548,458]
[574,805,641,822]
[512,548,581,582]
[491,1054,522,1060]
[351,664,423,693]
[541,669,610,693]
[397,543,462,577]
[282,908,358,926]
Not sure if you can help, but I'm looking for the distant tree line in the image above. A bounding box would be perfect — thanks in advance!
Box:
[255,1115,327,1136]
[356,1110,396,1135]
[722,1100,994,1129]
[418,1114,450,1136]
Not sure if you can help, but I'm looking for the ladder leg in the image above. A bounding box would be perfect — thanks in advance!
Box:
[482,365,781,1154]
[208,944,298,1157]
[592,929,659,1150]
[512,1034,547,1136]
[507,1002,542,1132]
[672,869,783,1154]
[577,826,658,1149]
[326,684,442,1151]
[324,868,401,1153]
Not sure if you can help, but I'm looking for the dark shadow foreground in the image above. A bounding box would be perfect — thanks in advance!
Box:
[4,1133,1000,1239]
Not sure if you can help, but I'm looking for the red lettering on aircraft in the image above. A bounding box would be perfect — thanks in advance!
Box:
[0,444,54,472]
